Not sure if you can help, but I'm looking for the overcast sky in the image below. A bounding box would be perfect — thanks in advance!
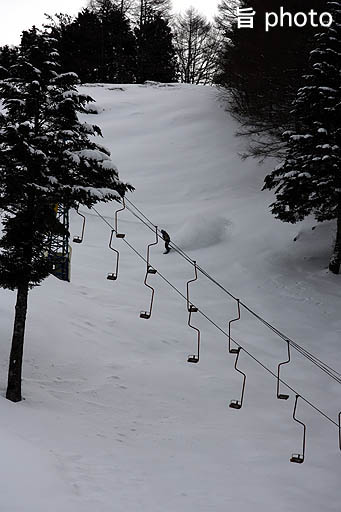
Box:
[1,0,218,47]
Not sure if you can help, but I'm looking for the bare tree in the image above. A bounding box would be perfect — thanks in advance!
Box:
[215,0,239,32]
[136,0,171,27]
[89,0,171,28]
[173,7,221,85]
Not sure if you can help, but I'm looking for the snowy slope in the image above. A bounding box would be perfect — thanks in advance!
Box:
[0,83,340,512]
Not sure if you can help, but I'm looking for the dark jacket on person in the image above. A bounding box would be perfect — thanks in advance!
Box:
[161,229,170,243]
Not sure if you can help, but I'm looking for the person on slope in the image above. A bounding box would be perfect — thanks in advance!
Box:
[160,229,171,254]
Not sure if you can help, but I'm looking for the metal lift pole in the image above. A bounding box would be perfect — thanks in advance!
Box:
[48,204,71,282]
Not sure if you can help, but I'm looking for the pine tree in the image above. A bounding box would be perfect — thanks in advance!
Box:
[97,2,137,82]
[135,13,176,83]
[263,1,341,272]
[49,5,137,83]
[133,0,175,83]
[0,27,133,401]
[54,10,102,83]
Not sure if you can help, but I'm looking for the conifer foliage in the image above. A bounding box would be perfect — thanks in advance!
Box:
[263,1,341,272]
[52,5,137,83]
[134,0,176,83]
[0,27,133,401]
[135,13,176,83]
[49,0,176,84]
[0,45,18,78]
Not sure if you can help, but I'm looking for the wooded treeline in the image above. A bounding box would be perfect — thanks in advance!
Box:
[0,0,221,85]
[215,0,341,273]
[46,0,177,84]
[215,0,331,159]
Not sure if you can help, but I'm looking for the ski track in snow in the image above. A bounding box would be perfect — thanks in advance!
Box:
[0,83,340,511]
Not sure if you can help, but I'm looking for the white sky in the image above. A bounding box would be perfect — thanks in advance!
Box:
[1,0,218,47]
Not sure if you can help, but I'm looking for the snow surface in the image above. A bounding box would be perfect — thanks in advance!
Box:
[0,82,340,511]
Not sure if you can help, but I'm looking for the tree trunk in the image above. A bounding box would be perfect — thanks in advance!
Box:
[6,282,29,402]
[329,202,341,274]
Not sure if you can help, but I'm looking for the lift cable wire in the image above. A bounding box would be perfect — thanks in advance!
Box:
[124,198,341,381]
[90,205,339,430]
[122,198,341,384]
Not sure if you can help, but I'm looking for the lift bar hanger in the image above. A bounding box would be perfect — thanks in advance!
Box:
[107,229,120,281]
[186,261,200,362]
[187,309,200,363]
[229,347,246,410]
[290,395,306,464]
[140,226,158,319]
[73,207,86,244]
[115,197,126,238]
[277,340,291,400]
[186,260,198,313]
[228,298,241,354]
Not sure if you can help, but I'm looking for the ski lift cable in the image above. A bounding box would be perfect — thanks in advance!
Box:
[188,264,341,381]
[110,199,341,385]
[126,202,341,381]
[239,304,341,381]
[91,206,339,430]
[122,198,341,383]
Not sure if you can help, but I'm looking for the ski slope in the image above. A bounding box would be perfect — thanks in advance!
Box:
[0,82,340,512]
